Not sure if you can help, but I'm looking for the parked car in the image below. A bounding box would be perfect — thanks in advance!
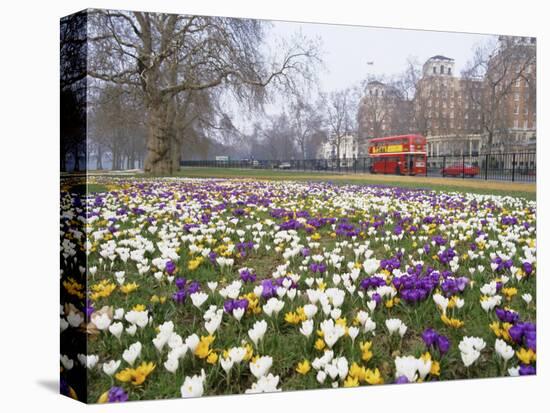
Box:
[441,163,480,177]
[278,162,292,170]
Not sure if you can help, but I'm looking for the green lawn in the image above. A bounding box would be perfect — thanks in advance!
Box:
[172,167,536,200]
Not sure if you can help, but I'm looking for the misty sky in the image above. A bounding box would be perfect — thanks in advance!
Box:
[269,20,498,92]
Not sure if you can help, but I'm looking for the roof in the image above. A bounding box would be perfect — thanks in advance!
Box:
[369,134,425,143]
[366,80,386,88]
[427,55,454,61]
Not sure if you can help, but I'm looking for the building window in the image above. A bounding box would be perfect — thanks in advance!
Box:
[516,79,521,87]
[448,67,451,75]
[514,104,519,114]
[514,93,519,101]
[514,119,519,128]
[433,66,437,74]
[524,120,528,129]
[440,65,445,74]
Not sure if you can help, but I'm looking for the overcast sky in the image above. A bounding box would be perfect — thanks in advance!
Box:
[269,20,498,92]
[231,20,498,134]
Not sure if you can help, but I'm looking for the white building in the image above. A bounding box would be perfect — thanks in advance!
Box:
[318,135,359,165]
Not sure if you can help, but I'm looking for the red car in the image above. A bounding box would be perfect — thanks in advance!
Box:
[441,163,480,177]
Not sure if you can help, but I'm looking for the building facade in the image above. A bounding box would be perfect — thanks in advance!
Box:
[318,134,359,164]
[481,36,536,153]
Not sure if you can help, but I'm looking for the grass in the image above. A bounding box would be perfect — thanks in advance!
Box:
[74,177,536,401]
[172,167,536,200]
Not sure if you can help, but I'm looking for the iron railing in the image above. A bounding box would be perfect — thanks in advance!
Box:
[181,152,536,182]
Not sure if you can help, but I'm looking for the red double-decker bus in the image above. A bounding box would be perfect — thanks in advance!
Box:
[368,134,427,175]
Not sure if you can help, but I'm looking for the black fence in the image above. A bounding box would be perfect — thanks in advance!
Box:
[181,152,536,183]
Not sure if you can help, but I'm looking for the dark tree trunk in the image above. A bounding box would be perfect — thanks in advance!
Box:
[171,129,182,172]
[144,100,174,175]
[96,145,103,170]
[73,145,80,171]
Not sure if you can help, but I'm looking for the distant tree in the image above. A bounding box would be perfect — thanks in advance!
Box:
[288,95,324,159]
[88,11,320,174]
[60,12,88,172]
[324,88,357,167]
[462,37,536,150]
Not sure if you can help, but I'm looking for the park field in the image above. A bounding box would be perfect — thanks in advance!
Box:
[173,168,536,200]
[60,174,536,402]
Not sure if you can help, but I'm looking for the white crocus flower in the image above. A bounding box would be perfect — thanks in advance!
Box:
[303,304,318,319]
[233,307,245,321]
[250,356,273,379]
[248,320,268,347]
[60,355,74,370]
[126,324,137,336]
[299,319,314,338]
[102,360,121,376]
[180,369,206,398]
[108,321,124,340]
[185,334,200,353]
[385,318,405,335]
[245,373,281,393]
[263,298,285,317]
[91,313,112,330]
[67,311,84,328]
[220,356,234,374]
[495,339,515,361]
[164,357,179,373]
[190,292,208,308]
[348,326,360,343]
[228,346,247,364]
[122,341,142,366]
[113,308,125,320]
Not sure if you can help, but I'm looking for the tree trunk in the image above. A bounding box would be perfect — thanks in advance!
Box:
[73,145,80,172]
[171,129,182,173]
[96,145,103,170]
[144,100,174,175]
[112,146,118,170]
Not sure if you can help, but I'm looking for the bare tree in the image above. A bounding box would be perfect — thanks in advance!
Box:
[462,37,536,151]
[287,95,323,159]
[324,88,357,167]
[60,12,88,172]
[88,10,320,174]
[89,84,147,170]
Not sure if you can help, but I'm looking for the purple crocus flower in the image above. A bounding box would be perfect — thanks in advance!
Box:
[422,328,438,347]
[172,290,186,304]
[437,335,450,355]
[260,279,276,299]
[495,308,520,324]
[422,328,450,355]
[239,269,257,283]
[224,298,249,314]
[107,387,129,402]
[187,281,201,294]
[394,376,409,384]
[85,299,95,319]
[165,260,176,275]
[175,277,186,290]
[519,364,536,376]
